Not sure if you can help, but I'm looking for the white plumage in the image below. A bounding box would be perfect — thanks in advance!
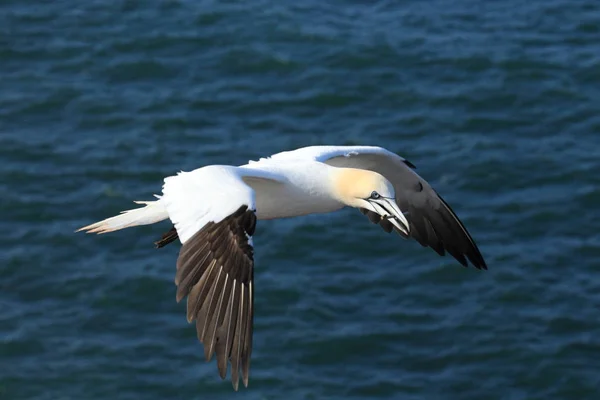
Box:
[78,145,487,390]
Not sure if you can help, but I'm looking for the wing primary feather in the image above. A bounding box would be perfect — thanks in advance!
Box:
[437,196,487,269]
[177,230,212,269]
[176,237,211,281]
[186,259,218,322]
[176,242,212,300]
[406,207,429,247]
[242,281,254,388]
[436,206,478,268]
[205,274,230,362]
[197,266,224,347]
[427,209,468,267]
[423,218,445,255]
[230,283,246,391]
[216,279,237,378]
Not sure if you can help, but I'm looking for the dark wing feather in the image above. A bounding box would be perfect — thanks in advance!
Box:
[396,184,486,269]
[325,151,487,270]
[154,226,179,248]
[174,205,256,390]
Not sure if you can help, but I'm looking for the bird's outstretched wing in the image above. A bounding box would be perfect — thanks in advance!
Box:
[161,166,279,390]
[266,146,487,270]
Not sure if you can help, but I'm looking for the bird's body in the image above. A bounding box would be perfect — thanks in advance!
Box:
[78,145,487,390]
[242,159,347,220]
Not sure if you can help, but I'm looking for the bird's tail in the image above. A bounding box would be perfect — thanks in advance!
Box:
[76,196,169,234]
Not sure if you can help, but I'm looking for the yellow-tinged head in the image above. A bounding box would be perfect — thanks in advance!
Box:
[333,168,395,207]
[332,167,410,235]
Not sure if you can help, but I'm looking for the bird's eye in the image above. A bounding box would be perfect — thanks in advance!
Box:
[370,191,380,199]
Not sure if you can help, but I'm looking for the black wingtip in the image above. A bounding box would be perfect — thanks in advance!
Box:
[432,194,488,271]
[464,250,487,270]
[464,237,488,270]
[452,243,487,270]
[474,257,488,270]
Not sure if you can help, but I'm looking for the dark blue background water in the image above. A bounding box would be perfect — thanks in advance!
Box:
[2,1,600,399]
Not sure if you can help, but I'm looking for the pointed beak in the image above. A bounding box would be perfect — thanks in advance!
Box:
[367,197,410,236]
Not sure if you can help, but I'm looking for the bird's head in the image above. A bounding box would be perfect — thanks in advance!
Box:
[333,168,409,234]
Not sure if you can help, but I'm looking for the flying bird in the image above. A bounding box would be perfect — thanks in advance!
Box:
[77,145,487,390]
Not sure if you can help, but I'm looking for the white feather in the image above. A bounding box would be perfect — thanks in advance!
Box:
[161,166,257,244]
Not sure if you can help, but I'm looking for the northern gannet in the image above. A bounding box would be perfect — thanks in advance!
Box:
[77,145,487,390]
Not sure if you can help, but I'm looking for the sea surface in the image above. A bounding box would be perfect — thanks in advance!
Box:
[2,1,600,399]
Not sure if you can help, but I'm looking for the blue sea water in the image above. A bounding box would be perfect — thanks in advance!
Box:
[2,1,600,399]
